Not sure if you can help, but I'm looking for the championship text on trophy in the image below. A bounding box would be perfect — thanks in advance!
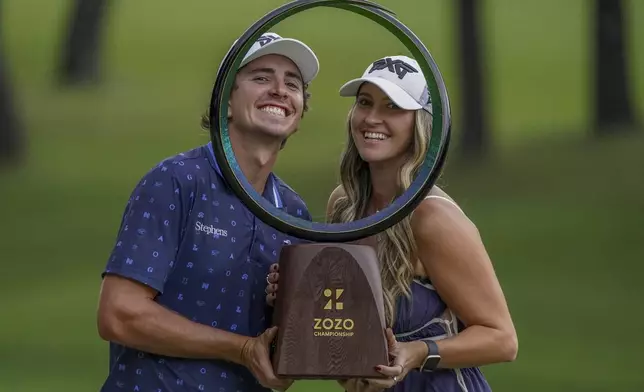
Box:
[271,243,389,379]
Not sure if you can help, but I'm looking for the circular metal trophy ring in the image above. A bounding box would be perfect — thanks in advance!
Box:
[209,0,451,243]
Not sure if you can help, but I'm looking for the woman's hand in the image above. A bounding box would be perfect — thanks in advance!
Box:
[360,329,428,390]
[265,263,279,306]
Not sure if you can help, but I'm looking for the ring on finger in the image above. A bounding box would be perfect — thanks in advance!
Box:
[266,273,271,284]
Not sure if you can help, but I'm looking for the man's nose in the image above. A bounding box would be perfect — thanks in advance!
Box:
[269,80,288,98]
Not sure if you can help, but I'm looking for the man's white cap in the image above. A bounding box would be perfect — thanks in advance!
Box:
[339,55,432,113]
[235,32,320,84]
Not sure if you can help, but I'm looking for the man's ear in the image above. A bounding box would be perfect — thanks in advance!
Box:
[227,80,239,120]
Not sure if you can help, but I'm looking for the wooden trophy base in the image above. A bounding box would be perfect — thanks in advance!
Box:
[271,243,389,379]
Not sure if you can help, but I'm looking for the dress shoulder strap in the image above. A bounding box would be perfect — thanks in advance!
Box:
[424,195,464,214]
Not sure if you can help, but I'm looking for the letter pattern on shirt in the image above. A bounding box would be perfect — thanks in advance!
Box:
[101,145,311,392]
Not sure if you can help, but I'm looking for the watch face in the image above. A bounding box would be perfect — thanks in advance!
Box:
[425,354,441,370]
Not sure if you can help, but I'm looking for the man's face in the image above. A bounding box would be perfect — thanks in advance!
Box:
[228,54,305,142]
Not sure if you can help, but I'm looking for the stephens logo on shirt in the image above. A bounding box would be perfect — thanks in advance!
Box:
[195,221,228,238]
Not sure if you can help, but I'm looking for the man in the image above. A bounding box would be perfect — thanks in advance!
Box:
[97,32,319,392]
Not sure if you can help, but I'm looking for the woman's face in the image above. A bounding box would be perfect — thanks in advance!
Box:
[350,83,415,165]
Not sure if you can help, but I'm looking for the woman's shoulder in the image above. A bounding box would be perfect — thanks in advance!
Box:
[411,187,476,238]
[329,184,347,201]
[327,184,347,209]
[422,186,463,212]
[326,184,348,220]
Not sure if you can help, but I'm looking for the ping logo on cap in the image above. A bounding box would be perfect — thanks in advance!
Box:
[369,57,418,80]
[257,34,280,47]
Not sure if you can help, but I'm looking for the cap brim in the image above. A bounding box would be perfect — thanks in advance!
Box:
[241,38,319,84]
[339,77,423,111]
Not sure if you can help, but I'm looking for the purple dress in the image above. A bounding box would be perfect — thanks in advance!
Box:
[349,196,492,391]
[388,276,492,392]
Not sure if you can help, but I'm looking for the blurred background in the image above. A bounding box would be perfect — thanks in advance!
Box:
[1,0,643,391]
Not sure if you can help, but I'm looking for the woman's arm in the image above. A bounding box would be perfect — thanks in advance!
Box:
[410,198,518,369]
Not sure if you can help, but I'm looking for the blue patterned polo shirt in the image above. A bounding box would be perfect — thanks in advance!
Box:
[100,142,311,392]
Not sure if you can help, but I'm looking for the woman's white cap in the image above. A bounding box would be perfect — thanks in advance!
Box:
[339,55,432,113]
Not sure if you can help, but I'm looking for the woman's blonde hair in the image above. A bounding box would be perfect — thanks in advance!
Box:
[328,103,433,327]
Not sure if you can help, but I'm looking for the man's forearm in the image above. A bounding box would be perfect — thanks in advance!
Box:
[104,298,250,364]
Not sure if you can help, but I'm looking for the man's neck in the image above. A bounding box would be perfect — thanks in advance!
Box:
[228,125,282,195]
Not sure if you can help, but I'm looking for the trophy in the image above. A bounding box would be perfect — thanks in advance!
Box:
[271,243,388,379]
[208,0,451,380]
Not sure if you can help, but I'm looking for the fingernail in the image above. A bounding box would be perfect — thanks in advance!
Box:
[375,366,382,371]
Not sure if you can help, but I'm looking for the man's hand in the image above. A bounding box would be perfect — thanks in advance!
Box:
[241,326,293,391]
[265,263,279,306]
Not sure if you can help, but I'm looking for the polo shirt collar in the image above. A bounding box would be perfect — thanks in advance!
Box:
[205,142,284,209]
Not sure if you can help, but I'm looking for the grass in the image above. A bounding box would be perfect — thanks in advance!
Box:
[1,0,644,391]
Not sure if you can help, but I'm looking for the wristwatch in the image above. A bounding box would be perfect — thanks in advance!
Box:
[419,339,441,372]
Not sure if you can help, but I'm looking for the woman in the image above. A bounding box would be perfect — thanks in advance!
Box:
[266,55,518,391]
